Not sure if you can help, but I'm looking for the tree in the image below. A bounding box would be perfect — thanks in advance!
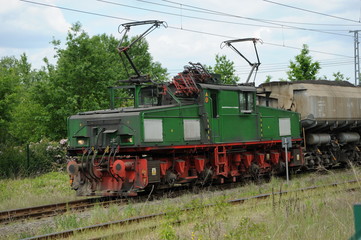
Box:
[0,54,35,144]
[208,54,239,84]
[8,90,49,143]
[0,54,51,144]
[287,44,320,81]
[0,56,21,143]
[0,22,169,143]
[332,71,350,81]
[45,22,168,139]
[321,71,350,81]
[264,75,272,83]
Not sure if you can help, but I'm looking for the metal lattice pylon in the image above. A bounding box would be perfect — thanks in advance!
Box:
[350,30,361,85]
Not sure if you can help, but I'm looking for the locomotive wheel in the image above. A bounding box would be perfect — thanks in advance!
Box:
[250,163,261,183]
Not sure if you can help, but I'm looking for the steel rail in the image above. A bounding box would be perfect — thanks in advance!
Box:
[0,197,127,224]
[93,184,355,240]
[0,181,242,225]
[21,179,360,240]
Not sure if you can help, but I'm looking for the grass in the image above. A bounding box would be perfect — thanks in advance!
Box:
[1,168,360,239]
[0,171,80,210]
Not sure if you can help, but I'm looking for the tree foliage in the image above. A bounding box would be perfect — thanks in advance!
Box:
[208,54,239,84]
[331,71,350,81]
[0,54,34,143]
[0,22,168,143]
[287,44,320,81]
[264,75,272,83]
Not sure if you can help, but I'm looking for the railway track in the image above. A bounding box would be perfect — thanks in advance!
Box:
[0,181,245,225]
[21,179,360,240]
[0,197,128,224]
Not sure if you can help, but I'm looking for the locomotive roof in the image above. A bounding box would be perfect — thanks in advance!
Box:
[199,83,256,92]
[76,104,179,116]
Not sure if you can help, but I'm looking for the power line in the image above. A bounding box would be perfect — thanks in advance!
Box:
[168,58,353,71]
[168,60,353,75]
[161,0,360,28]
[111,0,352,38]
[97,0,287,30]
[237,60,353,70]
[263,0,361,24]
[19,0,134,21]
[141,0,361,27]
[235,58,353,68]
[97,0,351,38]
[235,60,354,71]
[237,61,353,74]
[261,41,352,58]
[169,25,354,58]
[19,0,354,59]
[248,20,361,27]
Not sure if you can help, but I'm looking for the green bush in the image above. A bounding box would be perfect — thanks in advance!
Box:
[0,139,67,178]
[0,144,25,178]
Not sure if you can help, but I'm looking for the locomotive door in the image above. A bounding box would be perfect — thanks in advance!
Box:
[210,91,221,142]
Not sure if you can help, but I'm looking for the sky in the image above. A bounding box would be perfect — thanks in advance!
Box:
[1,0,361,86]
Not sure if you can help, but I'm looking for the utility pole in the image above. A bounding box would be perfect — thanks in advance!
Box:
[350,30,361,86]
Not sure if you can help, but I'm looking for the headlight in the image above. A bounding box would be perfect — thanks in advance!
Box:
[121,135,133,144]
[77,139,85,145]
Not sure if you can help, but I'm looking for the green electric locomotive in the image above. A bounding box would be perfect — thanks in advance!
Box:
[66,65,302,196]
[66,21,302,196]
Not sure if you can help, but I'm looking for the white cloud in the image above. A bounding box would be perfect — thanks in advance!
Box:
[0,0,69,49]
[0,0,71,68]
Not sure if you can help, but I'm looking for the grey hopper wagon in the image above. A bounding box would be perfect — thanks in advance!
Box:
[258,80,361,132]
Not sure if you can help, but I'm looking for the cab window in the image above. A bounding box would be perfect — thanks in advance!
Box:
[140,87,159,106]
[239,92,254,113]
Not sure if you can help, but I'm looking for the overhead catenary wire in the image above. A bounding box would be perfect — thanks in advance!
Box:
[97,0,296,30]
[263,0,361,24]
[160,0,360,30]
[167,58,353,70]
[168,25,353,59]
[19,0,134,22]
[236,61,354,74]
[140,0,361,27]
[19,0,354,60]
[168,59,353,70]
[97,0,353,38]
[167,60,354,75]
[162,0,350,27]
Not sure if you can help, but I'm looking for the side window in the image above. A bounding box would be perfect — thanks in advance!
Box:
[239,92,254,113]
[239,93,246,110]
[247,92,254,110]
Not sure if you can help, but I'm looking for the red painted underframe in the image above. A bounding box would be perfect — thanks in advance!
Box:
[116,138,303,152]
